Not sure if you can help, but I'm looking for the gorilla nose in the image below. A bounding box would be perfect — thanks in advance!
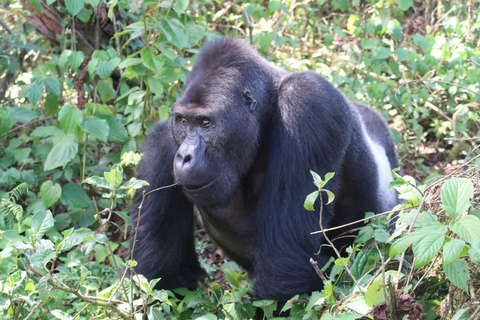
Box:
[175,143,195,170]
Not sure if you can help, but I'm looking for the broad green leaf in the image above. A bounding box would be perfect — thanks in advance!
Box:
[24,84,43,104]
[65,0,84,16]
[57,228,94,252]
[40,181,62,208]
[43,77,60,96]
[104,164,123,187]
[443,238,466,266]
[30,210,54,238]
[324,189,335,205]
[160,18,188,49]
[44,133,78,171]
[268,0,280,13]
[450,215,480,244]
[68,50,85,71]
[389,232,421,257]
[96,60,115,79]
[59,104,83,134]
[13,107,39,123]
[44,93,59,115]
[468,239,480,263]
[441,178,474,218]
[451,309,469,320]
[0,107,15,135]
[98,79,116,103]
[365,270,400,307]
[412,232,445,268]
[38,277,50,303]
[398,0,413,11]
[61,183,91,209]
[374,47,391,60]
[304,191,319,211]
[100,115,129,142]
[51,309,74,320]
[82,116,109,142]
[173,0,189,14]
[119,57,142,69]
[83,176,113,189]
[354,226,373,244]
[141,47,164,73]
[444,259,470,293]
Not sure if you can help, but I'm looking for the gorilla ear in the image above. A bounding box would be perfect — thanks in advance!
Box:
[243,89,257,112]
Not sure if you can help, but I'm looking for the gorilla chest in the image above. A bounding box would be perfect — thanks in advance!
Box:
[198,194,256,271]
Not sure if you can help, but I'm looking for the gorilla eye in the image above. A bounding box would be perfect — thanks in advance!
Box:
[201,118,211,127]
[180,117,188,124]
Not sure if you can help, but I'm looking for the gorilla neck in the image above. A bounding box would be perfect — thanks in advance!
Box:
[199,146,269,272]
[199,189,256,271]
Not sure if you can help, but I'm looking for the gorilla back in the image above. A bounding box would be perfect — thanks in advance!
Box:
[131,37,399,300]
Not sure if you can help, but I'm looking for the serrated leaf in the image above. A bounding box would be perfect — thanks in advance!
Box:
[40,181,62,208]
[443,238,466,266]
[82,116,109,142]
[160,18,187,49]
[118,57,142,69]
[469,239,480,263]
[100,115,129,142]
[413,232,445,268]
[24,84,43,104]
[44,93,59,115]
[65,0,84,16]
[0,107,15,135]
[68,50,85,71]
[444,259,470,292]
[30,210,54,238]
[441,178,474,218]
[59,104,83,134]
[44,132,78,171]
[450,215,480,244]
[98,79,116,103]
[389,232,420,257]
[304,191,319,211]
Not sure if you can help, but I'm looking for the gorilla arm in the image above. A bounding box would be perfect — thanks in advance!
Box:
[131,121,205,290]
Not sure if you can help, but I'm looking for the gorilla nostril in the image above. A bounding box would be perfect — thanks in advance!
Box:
[184,155,192,163]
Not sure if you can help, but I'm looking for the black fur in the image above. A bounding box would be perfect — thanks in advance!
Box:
[131,38,399,300]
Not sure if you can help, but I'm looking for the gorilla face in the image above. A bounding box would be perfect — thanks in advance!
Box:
[172,87,261,208]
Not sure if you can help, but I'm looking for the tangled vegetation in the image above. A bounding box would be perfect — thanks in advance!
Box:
[0,0,479,319]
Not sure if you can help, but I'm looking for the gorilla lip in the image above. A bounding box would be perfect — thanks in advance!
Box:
[182,181,213,192]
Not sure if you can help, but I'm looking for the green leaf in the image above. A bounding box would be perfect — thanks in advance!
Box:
[30,210,54,238]
[398,0,413,11]
[82,116,109,142]
[412,232,445,268]
[98,79,116,103]
[44,133,78,171]
[44,93,59,115]
[374,47,391,60]
[304,191,319,211]
[268,0,280,13]
[61,183,91,209]
[141,47,164,73]
[365,270,400,307]
[444,259,470,292]
[0,107,15,135]
[24,84,43,104]
[51,309,74,320]
[324,189,335,205]
[396,48,411,62]
[65,0,85,16]
[173,0,189,14]
[119,57,142,69]
[443,238,466,266]
[450,215,480,244]
[96,60,115,79]
[100,116,129,142]
[40,181,62,208]
[83,176,113,189]
[441,178,474,218]
[68,50,85,71]
[57,228,94,252]
[59,104,83,134]
[38,277,50,303]
[468,239,480,264]
[160,18,188,49]
[104,164,123,187]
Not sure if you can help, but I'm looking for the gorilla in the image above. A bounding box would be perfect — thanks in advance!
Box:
[131,37,399,301]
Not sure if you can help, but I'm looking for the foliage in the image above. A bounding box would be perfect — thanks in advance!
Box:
[0,0,479,319]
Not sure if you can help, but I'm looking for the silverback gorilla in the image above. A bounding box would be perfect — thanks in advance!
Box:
[131,37,399,300]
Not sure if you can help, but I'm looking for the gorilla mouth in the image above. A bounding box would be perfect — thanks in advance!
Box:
[183,181,213,192]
